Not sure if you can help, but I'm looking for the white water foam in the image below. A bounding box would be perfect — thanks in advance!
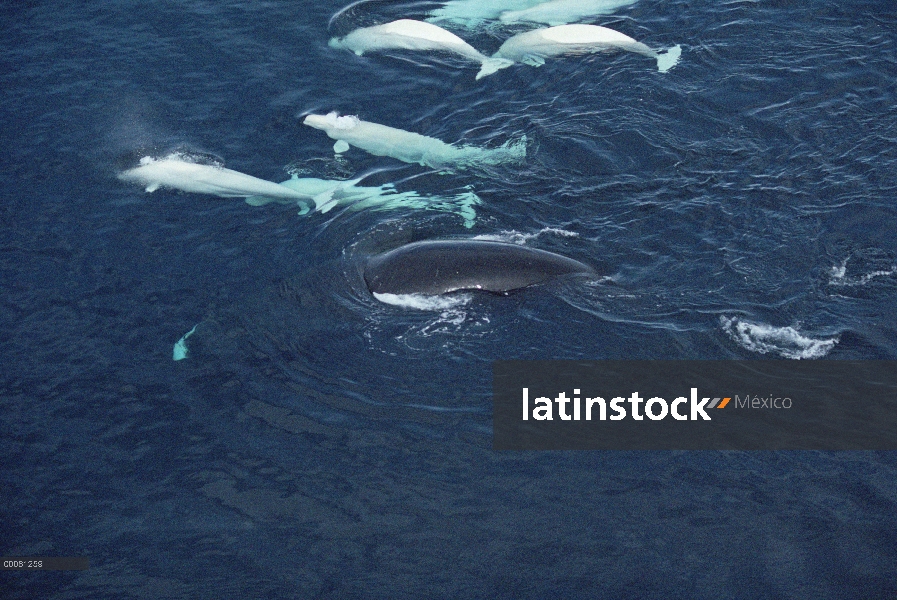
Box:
[473,227,579,245]
[325,111,360,130]
[373,292,473,310]
[720,316,839,360]
[828,258,897,287]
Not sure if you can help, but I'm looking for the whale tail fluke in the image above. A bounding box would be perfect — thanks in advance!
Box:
[246,175,313,211]
[493,134,527,164]
[656,45,681,73]
[475,57,514,80]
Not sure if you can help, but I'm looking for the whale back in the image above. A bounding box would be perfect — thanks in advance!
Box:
[495,23,656,64]
[540,24,636,45]
[377,19,470,46]
[335,19,485,61]
[364,240,595,296]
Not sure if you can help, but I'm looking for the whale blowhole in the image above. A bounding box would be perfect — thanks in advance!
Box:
[326,111,360,130]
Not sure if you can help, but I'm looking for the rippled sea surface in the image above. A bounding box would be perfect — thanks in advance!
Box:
[2,0,897,597]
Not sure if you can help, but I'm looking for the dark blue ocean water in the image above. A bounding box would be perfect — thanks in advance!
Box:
[2,0,897,597]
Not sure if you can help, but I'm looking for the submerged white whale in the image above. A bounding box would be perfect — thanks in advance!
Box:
[329,19,512,76]
[303,112,525,171]
[118,154,307,201]
[427,0,545,27]
[245,174,482,228]
[477,24,681,78]
[498,0,638,26]
[426,0,636,28]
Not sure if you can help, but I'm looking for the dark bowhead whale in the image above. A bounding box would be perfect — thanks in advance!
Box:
[363,240,596,296]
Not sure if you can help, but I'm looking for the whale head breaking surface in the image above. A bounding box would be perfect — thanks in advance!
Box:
[363,239,596,296]
[303,112,360,133]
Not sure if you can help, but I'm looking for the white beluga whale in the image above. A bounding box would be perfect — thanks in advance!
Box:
[498,0,638,26]
[118,154,308,201]
[302,112,525,171]
[328,19,513,77]
[245,174,482,228]
[477,24,681,78]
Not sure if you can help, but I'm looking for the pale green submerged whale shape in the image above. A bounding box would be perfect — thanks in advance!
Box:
[426,0,637,28]
[245,174,481,228]
[303,112,526,171]
[118,154,309,201]
[498,0,638,26]
[426,0,546,27]
[478,24,681,78]
[173,324,198,361]
[329,19,513,78]
[121,154,480,227]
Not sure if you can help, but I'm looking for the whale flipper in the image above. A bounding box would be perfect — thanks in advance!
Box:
[521,53,546,67]
[656,44,681,72]
[475,56,515,79]
[333,140,350,153]
[314,190,339,213]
